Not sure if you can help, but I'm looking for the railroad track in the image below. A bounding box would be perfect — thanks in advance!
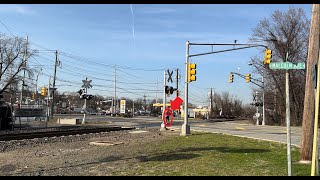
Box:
[0,126,135,141]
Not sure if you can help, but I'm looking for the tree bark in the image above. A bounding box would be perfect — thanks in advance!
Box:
[301,4,320,162]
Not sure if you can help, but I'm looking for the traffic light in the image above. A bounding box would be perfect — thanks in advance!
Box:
[32,93,35,100]
[245,74,251,83]
[41,87,47,96]
[188,63,196,82]
[229,73,234,83]
[264,49,272,64]
[177,90,180,96]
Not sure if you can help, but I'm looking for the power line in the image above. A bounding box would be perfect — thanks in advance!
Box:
[2,32,164,73]
[116,64,164,71]
[59,51,165,72]
[116,72,160,85]
[30,56,53,77]
[58,67,160,86]
[0,19,16,37]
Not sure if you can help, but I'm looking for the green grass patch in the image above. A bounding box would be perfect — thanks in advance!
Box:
[112,131,311,176]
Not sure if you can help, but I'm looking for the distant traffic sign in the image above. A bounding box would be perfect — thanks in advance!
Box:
[269,62,305,70]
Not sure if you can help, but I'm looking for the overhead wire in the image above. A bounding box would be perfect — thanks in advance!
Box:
[0,24,173,100]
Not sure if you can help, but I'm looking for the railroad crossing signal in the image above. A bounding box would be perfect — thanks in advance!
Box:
[86,95,93,100]
[82,79,92,89]
[165,86,176,95]
[264,49,272,65]
[165,86,170,94]
[188,63,196,82]
[167,69,173,83]
[229,73,234,83]
[77,89,84,96]
[245,74,251,83]
[41,87,47,96]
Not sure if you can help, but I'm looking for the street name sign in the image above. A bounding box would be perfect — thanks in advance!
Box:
[269,62,305,70]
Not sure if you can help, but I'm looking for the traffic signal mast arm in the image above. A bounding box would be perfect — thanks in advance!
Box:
[231,72,264,88]
[188,43,268,58]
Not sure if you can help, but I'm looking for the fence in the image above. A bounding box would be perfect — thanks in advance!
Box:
[12,104,49,129]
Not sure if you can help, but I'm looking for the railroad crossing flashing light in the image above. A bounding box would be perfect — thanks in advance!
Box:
[165,85,170,95]
[229,73,234,83]
[264,49,272,65]
[41,87,47,96]
[165,86,176,95]
[80,93,87,99]
[188,63,196,82]
[86,95,93,100]
[245,74,251,83]
[170,86,174,94]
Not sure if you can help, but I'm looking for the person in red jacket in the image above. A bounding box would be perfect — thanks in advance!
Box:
[165,109,172,125]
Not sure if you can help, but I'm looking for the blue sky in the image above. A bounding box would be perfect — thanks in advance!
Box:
[0,4,312,105]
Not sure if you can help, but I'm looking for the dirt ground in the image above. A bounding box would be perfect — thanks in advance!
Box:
[0,127,179,176]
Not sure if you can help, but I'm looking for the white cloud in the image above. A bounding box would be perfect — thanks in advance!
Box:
[140,7,176,14]
[0,5,36,15]
[84,28,251,45]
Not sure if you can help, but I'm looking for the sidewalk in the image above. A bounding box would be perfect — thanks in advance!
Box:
[171,120,305,147]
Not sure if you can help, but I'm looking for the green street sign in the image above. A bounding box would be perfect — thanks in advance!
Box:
[269,62,305,70]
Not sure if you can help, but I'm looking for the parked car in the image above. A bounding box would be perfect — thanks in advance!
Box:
[138,110,151,116]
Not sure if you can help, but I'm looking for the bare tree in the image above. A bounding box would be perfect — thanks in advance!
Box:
[0,34,36,95]
[212,91,243,117]
[249,7,310,127]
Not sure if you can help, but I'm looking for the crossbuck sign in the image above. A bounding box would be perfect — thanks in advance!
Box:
[82,79,92,89]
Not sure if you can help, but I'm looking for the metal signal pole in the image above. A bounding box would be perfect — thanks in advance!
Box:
[181,41,190,136]
[160,70,167,131]
[285,50,292,176]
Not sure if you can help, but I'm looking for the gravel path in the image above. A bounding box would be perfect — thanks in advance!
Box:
[0,127,177,176]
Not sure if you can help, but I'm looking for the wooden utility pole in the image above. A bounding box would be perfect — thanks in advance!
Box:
[114,64,117,116]
[0,44,3,78]
[210,88,213,118]
[51,50,58,119]
[143,94,147,114]
[301,4,320,162]
[20,36,28,107]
